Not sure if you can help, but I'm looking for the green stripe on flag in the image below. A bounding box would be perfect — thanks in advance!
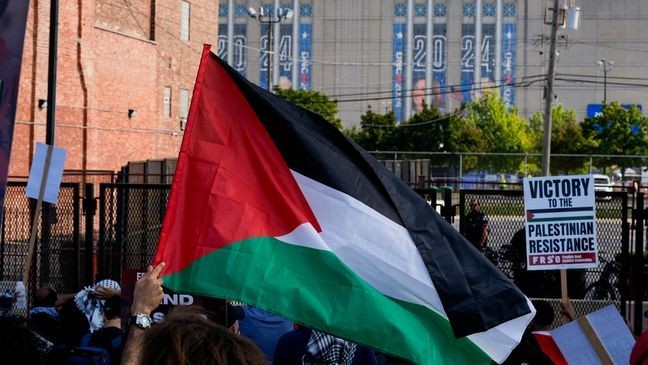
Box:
[162,237,491,365]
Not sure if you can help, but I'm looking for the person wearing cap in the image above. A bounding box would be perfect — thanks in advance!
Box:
[75,279,121,332]
[464,198,490,250]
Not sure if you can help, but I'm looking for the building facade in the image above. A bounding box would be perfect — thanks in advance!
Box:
[11,0,648,176]
[11,0,217,177]
[220,0,648,126]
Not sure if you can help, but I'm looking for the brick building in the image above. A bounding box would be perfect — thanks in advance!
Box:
[10,0,218,177]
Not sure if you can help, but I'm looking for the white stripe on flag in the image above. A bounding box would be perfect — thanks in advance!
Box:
[275,171,534,363]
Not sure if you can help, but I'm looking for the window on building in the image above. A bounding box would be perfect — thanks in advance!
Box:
[181,1,190,42]
[179,88,189,129]
[163,87,171,118]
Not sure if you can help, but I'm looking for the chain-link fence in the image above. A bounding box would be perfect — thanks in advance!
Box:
[97,184,170,282]
[1,177,643,333]
[0,182,81,302]
[459,189,631,327]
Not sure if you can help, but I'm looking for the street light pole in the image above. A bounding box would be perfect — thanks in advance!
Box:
[248,6,294,90]
[598,58,614,103]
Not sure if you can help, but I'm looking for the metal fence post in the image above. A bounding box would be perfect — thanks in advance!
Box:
[84,183,95,285]
[633,192,644,336]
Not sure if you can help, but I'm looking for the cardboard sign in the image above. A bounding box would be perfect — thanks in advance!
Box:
[26,143,67,204]
[551,305,635,364]
[523,175,598,270]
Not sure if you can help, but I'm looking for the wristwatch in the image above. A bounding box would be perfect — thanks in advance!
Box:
[130,313,152,329]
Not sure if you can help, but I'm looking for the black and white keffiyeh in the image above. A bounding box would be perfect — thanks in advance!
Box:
[74,279,120,332]
[29,306,60,321]
[302,330,357,365]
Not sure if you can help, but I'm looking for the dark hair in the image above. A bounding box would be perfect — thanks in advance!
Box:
[200,297,244,328]
[531,300,555,327]
[33,287,57,307]
[103,295,121,320]
[139,306,266,365]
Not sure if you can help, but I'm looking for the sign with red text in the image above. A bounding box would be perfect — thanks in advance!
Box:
[523,174,598,270]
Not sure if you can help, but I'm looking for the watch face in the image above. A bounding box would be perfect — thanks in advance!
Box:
[136,313,152,328]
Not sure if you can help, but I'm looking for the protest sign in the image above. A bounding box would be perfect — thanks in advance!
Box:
[523,174,598,270]
[551,305,635,364]
[121,269,238,325]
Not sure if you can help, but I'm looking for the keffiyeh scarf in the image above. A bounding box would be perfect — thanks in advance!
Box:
[302,330,357,365]
[74,279,120,332]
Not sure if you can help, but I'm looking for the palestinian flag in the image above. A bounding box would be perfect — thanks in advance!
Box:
[154,45,534,364]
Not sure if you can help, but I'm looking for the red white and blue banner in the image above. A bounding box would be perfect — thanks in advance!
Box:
[297,23,312,90]
[259,23,312,90]
[501,23,516,107]
[460,23,495,102]
[392,23,447,121]
[392,24,405,121]
[413,24,447,112]
[217,24,248,76]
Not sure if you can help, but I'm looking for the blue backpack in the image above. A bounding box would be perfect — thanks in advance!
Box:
[64,332,122,365]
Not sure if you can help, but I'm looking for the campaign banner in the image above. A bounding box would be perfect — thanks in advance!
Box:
[411,23,447,113]
[259,23,311,90]
[523,175,598,270]
[259,24,271,89]
[460,23,496,102]
[392,23,405,121]
[0,0,30,220]
[501,23,516,106]
[298,23,312,90]
[217,24,248,76]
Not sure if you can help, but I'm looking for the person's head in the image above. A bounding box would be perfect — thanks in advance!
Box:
[138,306,266,365]
[200,297,245,330]
[469,199,480,212]
[277,76,292,90]
[412,78,427,112]
[33,287,57,307]
[413,78,443,112]
[103,295,121,321]
[530,300,555,331]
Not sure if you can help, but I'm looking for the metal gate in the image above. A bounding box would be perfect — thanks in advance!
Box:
[459,189,646,334]
[0,182,81,297]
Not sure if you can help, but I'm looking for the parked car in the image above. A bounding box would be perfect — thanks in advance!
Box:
[593,174,613,200]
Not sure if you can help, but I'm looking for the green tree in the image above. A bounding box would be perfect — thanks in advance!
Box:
[347,107,400,151]
[528,104,594,174]
[274,87,343,129]
[398,105,448,152]
[449,92,531,173]
[581,102,648,175]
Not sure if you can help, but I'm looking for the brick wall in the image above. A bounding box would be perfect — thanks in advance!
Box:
[10,0,218,177]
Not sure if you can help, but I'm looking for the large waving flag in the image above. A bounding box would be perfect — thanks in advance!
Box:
[154,45,534,364]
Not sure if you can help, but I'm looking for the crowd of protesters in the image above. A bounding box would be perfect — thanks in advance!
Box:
[2,261,648,365]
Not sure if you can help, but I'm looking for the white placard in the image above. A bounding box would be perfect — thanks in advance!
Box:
[26,142,67,204]
[523,174,598,270]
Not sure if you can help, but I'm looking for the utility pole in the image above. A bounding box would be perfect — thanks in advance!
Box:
[541,0,561,176]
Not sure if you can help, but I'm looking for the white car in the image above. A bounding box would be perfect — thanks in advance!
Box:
[593,174,613,199]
